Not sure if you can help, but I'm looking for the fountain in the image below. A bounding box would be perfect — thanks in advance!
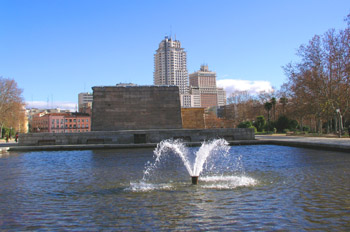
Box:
[142,138,233,185]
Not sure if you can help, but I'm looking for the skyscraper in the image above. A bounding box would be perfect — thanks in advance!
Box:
[153,36,188,94]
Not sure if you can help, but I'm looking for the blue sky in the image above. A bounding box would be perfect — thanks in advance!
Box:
[1,0,349,110]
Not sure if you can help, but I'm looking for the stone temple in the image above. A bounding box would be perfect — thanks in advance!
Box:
[91,85,182,131]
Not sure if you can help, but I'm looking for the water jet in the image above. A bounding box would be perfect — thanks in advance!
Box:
[142,139,232,185]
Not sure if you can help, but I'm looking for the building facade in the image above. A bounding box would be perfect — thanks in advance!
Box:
[217,88,227,106]
[153,36,188,94]
[189,65,226,108]
[31,112,50,132]
[78,92,93,113]
[30,112,91,133]
[48,113,66,133]
[91,86,182,131]
[64,113,91,133]
[181,108,205,129]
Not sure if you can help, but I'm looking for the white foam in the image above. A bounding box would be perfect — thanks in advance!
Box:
[200,175,258,189]
[126,182,172,192]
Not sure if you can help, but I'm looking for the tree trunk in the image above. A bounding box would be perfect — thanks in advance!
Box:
[318,118,323,134]
[326,120,329,134]
[334,116,338,134]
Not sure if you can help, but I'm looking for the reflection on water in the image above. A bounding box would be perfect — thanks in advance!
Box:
[0,145,349,231]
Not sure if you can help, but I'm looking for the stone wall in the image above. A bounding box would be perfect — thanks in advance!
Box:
[181,108,205,129]
[91,86,182,131]
[18,128,255,146]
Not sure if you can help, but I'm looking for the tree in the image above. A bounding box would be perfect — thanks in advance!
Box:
[254,115,266,132]
[279,97,288,115]
[275,115,299,132]
[264,102,272,122]
[271,97,277,121]
[0,77,25,136]
[282,13,350,134]
[225,90,265,126]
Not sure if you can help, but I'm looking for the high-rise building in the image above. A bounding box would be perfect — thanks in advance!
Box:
[78,92,93,114]
[217,88,227,106]
[189,65,226,108]
[153,36,188,94]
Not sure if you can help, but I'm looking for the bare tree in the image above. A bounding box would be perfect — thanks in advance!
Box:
[282,13,350,133]
[0,77,25,136]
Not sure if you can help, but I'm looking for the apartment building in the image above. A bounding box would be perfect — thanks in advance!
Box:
[30,112,91,133]
[65,113,91,133]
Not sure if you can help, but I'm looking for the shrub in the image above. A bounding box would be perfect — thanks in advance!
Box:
[253,115,266,132]
[276,115,299,132]
[237,121,253,128]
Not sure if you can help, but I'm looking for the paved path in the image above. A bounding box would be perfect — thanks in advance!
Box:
[0,139,18,152]
[256,134,350,152]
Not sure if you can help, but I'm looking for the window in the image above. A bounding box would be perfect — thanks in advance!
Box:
[69,119,72,122]
[82,119,84,122]
[86,119,89,122]
[74,119,76,122]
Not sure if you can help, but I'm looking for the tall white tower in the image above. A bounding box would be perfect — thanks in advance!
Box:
[153,36,188,94]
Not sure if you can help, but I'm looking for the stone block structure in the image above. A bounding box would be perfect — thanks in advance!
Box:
[18,128,255,146]
[181,108,205,129]
[91,86,182,131]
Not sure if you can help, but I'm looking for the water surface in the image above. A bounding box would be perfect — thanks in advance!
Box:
[0,145,349,231]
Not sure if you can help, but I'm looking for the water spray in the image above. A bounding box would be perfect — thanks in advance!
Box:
[143,139,230,185]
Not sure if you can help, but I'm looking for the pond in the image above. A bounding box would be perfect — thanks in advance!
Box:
[0,144,349,231]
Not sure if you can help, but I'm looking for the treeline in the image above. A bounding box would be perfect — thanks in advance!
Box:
[220,13,350,134]
[222,92,300,133]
